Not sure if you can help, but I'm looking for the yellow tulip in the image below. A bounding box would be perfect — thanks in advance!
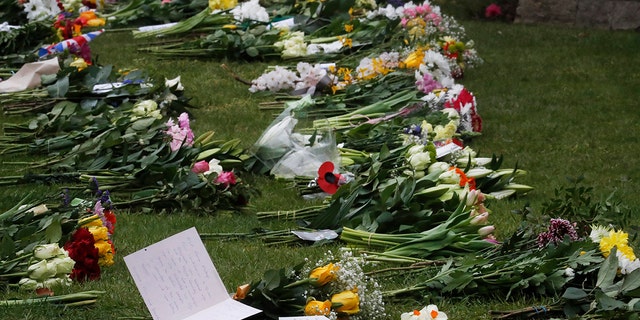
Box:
[309,263,339,286]
[304,299,331,316]
[331,289,360,315]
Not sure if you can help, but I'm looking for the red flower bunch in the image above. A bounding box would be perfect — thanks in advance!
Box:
[444,88,482,133]
[63,227,101,282]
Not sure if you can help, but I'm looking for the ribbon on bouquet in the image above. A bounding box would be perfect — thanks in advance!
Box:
[38,29,105,58]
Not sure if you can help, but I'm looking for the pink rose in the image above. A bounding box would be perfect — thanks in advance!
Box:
[192,161,210,174]
[215,171,237,187]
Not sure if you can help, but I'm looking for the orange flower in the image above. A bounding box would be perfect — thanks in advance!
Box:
[309,263,339,286]
[305,300,332,316]
[344,24,354,33]
[232,284,250,300]
[449,167,476,190]
[331,289,360,315]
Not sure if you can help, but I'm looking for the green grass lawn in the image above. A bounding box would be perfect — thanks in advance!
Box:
[1,19,639,319]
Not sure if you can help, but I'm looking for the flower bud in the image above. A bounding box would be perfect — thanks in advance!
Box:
[191,160,210,174]
[428,162,449,174]
[304,300,332,316]
[478,225,495,236]
[470,212,489,225]
[19,278,38,291]
[33,244,64,260]
[232,284,250,300]
[165,76,184,91]
[28,260,57,282]
[438,170,460,184]
[309,263,339,287]
[52,256,76,275]
[331,290,360,315]
[409,152,431,171]
[406,144,425,156]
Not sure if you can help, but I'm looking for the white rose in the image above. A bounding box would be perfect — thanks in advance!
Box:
[408,152,431,171]
[19,278,38,291]
[52,256,76,275]
[28,260,57,282]
[33,244,64,260]
[428,162,450,174]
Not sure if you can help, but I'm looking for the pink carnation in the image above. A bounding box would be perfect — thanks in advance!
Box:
[191,160,210,174]
[215,171,237,187]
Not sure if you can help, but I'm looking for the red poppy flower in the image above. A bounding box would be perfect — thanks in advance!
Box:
[317,162,342,194]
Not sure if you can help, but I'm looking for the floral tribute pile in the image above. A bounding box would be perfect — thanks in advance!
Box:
[0,0,256,213]
[0,188,116,306]
[1,0,639,319]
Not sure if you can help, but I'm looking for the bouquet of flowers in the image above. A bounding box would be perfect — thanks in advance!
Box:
[232,250,385,320]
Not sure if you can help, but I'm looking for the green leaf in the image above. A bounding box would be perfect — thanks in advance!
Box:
[597,247,619,289]
[131,118,158,131]
[0,235,15,258]
[45,218,62,243]
[621,268,640,294]
[245,47,259,57]
[595,290,627,311]
[47,75,69,97]
[562,287,588,300]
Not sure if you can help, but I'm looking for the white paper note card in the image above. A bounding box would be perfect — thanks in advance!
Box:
[124,227,261,320]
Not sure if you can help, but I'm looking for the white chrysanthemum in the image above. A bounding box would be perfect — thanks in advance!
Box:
[22,0,61,22]
[230,0,269,22]
[420,50,453,87]
[617,251,640,275]
[589,225,612,243]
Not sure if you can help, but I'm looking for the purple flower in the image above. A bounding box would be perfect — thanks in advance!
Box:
[387,0,405,8]
[537,218,579,248]
[416,72,441,94]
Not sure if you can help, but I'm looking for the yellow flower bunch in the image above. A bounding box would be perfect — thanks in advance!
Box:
[79,215,115,266]
[209,0,237,11]
[599,230,636,261]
